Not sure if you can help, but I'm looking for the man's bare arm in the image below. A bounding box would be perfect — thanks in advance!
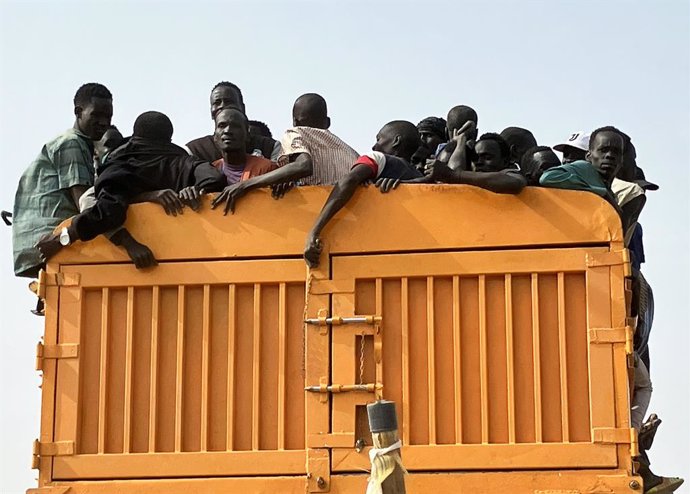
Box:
[451,169,527,194]
[212,153,314,214]
[69,185,89,207]
[304,166,373,268]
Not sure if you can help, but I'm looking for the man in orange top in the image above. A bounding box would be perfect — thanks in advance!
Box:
[212,108,276,189]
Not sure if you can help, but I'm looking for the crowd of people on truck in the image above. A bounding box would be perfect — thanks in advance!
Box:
[7,82,682,493]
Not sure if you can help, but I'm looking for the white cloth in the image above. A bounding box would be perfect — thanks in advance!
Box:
[366,440,403,494]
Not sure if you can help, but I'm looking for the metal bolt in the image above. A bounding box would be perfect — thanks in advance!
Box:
[355,438,365,453]
[317,476,326,489]
[629,480,641,490]
[306,473,312,479]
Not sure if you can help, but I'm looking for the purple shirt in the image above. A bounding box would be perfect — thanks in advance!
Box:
[221,160,245,185]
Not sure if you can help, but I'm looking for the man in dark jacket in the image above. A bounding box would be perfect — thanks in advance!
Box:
[186,81,281,162]
[36,111,225,265]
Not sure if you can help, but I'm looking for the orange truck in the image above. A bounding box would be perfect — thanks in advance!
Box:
[28,185,641,493]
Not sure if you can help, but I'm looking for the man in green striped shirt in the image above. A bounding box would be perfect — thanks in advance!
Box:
[12,83,113,278]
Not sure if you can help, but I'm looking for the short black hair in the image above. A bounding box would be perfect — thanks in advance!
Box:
[248,120,273,139]
[383,120,422,159]
[476,132,510,159]
[417,116,447,140]
[520,145,556,169]
[215,107,249,129]
[73,83,112,107]
[500,127,537,149]
[447,105,478,132]
[133,111,174,142]
[589,126,625,150]
[294,93,328,117]
[212,81,245,107]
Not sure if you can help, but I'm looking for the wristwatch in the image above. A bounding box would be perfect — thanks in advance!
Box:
[59,227,71,246]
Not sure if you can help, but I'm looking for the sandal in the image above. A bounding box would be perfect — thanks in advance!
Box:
[645,476,684,494]
[639,414,661,452]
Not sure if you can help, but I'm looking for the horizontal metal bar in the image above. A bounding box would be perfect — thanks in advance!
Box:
[305,383,382,393]
[304,315,382,326]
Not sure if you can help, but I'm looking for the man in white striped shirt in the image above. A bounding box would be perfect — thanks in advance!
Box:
[211,93,358,214]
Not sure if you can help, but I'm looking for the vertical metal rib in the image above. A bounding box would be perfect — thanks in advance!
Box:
[505,275,516,444]
[123,287,134,453]
[200,285,211,451]
[426,277,436,445]
[401,278,411,445]
[174,286,185,452]
[148,286,159,453]
[557,273,570,443]
[479,275,489,444]
[226,285,236,451]
[277,283,287,450]
[97,288,110,454]
[252,284,261,451]
[531,274,543,443]
[374,278,383,401]
[452,276,462,444]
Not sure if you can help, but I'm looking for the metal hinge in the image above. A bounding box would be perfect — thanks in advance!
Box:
[589,326,633,354]
[307,448,330,492]
[32,440,74,469]
[586,250,631,276]
[592,427,636,444]
[36,342,79,371]
[37,271,81,298]
[305,383,382,394]
[592,427,638,457]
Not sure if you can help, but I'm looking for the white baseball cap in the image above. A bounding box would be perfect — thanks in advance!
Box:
[553,131,590,152]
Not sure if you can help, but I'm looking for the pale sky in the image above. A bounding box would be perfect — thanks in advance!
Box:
[1,1,688,492]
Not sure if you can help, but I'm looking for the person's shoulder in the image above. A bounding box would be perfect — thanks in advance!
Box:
[49,128,90,151]
[564,160,594,170]
[247,154,273,167]
[187,135,213,145]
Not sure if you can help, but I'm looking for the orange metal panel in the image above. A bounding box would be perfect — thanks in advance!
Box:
[53,450,307,479]
[39,470,640,494]
[331,443,619,471]
[330,248,620,472]
[35,189,633,492]
[51,187,623,266]
[50,259,309,481]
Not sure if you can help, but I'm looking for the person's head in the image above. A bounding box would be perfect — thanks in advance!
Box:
[209,81,245,119]
[553,131,590,164]
[587,126,625,183]
[372,120,421,161]
[500,127,537,164]
[520,145,561,185]
[446,105,478,141]
[94,126,124,163]
[248,120,272,139]
[132,111,174,143]
[292,93,330,129]
[73,83,113,141]
[417,116,447,154]
[615,131,637,182]
[472,133,511,172]
[214,108,250,153]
